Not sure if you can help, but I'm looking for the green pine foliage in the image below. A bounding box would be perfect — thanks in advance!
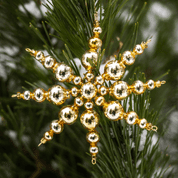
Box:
[0,0,177,177]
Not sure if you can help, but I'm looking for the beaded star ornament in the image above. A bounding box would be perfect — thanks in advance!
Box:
[12,10,165,165]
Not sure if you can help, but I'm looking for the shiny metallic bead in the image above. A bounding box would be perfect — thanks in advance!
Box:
[99,86,108,95]
[84,102,93,109]
[93,27,102,34]
[86,72,94,81]
[121,51,135,65]
[87,132,99,143]
[112,81,129,100]
[51,120,63,134]
[44,131,53,141]
[104,101,124,121]
[73,76,82,85]
[71,87,78,97]
[89,37,102,49]
[126,111,138,125]
[36,51,44,61]
[105,60,125,80]
[81,83,97,99]
[55,64,71,82]
[139,119,147,128]
[95,96,105,106]
[44,56,55,68]
[23,91,31,100]
[146,80,155,90]
[59,106,78,124]
[74,97,83,107]
[133,80,145,94]
[82,51,98,70]
[49,86,65,105]
[90,146,99,154]
[34,88,45,102]
[134,45,143,55]
[95,75,104,85]
[80,110,99,130]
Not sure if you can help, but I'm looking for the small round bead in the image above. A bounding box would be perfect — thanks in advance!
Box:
[87,132,99,143]
[134,45,143,55]
[71,87,78,97]
[133,80,145,94]
[73,76,82,85]
[36,51,44,61]
[84,102,93,109]
[59,106,78,124]
[99,86,108,95]
[89,37,102,49]
[55,64,71,82]
[23,91,31,100]
[34,88,45,102]
[121,51,135,65]
[51,120,63,134]
[146,80,155,90]
[95,96,105,106]
[139,119,147,128]
[93,27,102,34]
[74,97,83,107]
[126,111,138,125]
[44,131,53,141]
[44,56,55,68]
[81,83,97,99]
[95,75,104,85]
[90,146,99,154]
[86,73,94,81]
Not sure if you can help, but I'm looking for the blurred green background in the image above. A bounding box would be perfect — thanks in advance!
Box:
[0,0,177,177]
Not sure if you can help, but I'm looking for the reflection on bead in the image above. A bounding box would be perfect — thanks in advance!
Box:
[73,76,82,85]
[55,64,71,82]
[125,111,138,125]
[82,51,98,70]
[104,101,124,121]
[133,80,145,94]
[85,102,93,110]
[36,51,44,61]
[87,132,99,143]
[80,110,99,130]
[44,131,53,141]
[105,60,125,80]
[121,51,135,65]
[59,106,78,124]
[139,119,147,128]
[24,91,31,100]
[81,83,97,99]
[112,81,129,100]
[146,80,155,90]
[49,86,65,105]
[134,45,143,55]
[74,97,83,107]
[90,146,98,154]
[95,75,104,85]
[51,120,63,134]
[34,88,45,102]
[44,56,55,68]
[95,96,105,106]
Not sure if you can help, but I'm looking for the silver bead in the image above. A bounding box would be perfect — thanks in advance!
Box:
[133,80,145,94]
[139,119,147,128]
[95,96,105,106]
[51,120,62,134]
[36,51,44,61]
[71,87,78,97]
[44,56,55,68]
[147,80,155,90]
[86,72,94,81]
[73,76,82,85]
[55,64,71,82]
[59,106,78,124]
[93,27,102,34]
[122,51,135,65]
[74,97,83,107]
[87,132,99,143]
[126,111,138,125]
[99,86,108,95]
[95,75,104,85]
[23,91,31,100]
[44,131,53,140]
[34,88,44,102]
[49,86,65,105]
[84,102,93,109]
[134,45,143,54]
[90,146,99,154]
[81,83,97,99]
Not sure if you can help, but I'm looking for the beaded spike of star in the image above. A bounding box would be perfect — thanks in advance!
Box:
[12,11,166,165]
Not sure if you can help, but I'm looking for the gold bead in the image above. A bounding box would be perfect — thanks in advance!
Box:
[89,37,102,50]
